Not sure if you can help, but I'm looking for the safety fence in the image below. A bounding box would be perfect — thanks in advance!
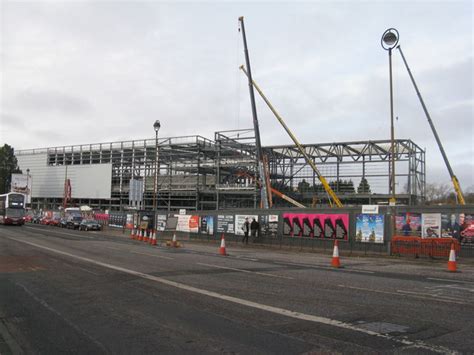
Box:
[92,205,474,258]
[391,236,460,258]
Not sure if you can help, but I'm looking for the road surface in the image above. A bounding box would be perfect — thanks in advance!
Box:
[1,225,473,354]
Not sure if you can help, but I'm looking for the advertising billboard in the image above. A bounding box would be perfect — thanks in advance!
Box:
[282,213,349,240]
[176,215,199,233]
[200,216,214,235]
[356,214,385,243]
[235,214,259,236]
[11,173,32,203]
[422,213,442,238]
[216,215,234,234]
[395,212,421,236]
[260,215,279,238]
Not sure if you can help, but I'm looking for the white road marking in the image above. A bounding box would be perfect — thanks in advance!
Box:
[275,261,375,274]
[130,251,174,260]
[6,237,454,353]
[15,282,107,352]
[395,289,461,301]
[427,277,474,285]
[197,262,294,280]
[338,284,468,305]
[424,284,474,292]
[25,226,95,239]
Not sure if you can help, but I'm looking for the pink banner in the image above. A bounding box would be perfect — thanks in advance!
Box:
[283,213,349,240]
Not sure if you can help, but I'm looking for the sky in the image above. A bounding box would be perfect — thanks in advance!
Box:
[1,0,473,191]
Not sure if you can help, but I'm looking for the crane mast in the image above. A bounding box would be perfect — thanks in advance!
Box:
[397,46,465,205]
[238,16,271,209]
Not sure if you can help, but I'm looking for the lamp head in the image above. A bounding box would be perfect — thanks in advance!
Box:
[153,120,161,133]
[381,28,399,50]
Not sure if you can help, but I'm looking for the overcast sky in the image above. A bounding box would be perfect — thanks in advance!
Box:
[1,0,473,190]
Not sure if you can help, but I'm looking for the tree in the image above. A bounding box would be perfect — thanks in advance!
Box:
[0,144,22,194]
[424,183,452,204]
[297,179,311,193]
[357,178,371,194]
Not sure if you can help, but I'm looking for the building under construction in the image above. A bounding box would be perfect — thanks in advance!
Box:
[15,129,425,211]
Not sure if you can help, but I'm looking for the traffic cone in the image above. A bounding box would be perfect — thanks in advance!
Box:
[331,240,341,268]
[143,230,149,243]
[131,229,135,240]
[219,234,227,256]
[138,229,143,241]
[148,230,154,244]
[448,243,457,272]
[172,233,177,247]
[151,231,157,246]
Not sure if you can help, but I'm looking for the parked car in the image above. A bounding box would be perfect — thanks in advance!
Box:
[49,218,61,227]
[40,217,52,225]
[59,218,68,228]
[66,216,83,229]
[79,220,102,231]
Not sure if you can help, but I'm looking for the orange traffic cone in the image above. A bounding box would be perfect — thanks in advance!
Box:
[138,229,143,241]
[148,230,154,244]
[448,243,457,272]
[151,231,157,246]
[219,234,227,256]
[331,240,341,268]
[143,230,149,243]
[171,233,177,247]
[131,229,135,240]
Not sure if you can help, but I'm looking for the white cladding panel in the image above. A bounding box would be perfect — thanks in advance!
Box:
[16,153,112,199]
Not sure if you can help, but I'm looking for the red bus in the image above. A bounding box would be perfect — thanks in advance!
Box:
[0,192,26,225]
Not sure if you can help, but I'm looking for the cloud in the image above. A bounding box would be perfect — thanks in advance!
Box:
[1,0,472,189]
[12,89,93,115]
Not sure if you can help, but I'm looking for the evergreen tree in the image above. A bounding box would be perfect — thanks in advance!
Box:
[297,179,311,193]
[0,144,22,194]
[357,177,371,194]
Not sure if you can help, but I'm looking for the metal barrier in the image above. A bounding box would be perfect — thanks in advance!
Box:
[391,236,460,258]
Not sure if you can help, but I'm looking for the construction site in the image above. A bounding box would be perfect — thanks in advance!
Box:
[13,23,467,212]
[16,129,425,211]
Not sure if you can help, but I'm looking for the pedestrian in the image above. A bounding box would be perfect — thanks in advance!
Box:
[242,217,250,244]
[250,217,259,241]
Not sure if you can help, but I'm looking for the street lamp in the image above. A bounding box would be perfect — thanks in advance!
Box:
[153,120,161,213]
[381,28,399,205]
[26,168,30,207]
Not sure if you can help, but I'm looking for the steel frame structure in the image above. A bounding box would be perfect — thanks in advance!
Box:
[265,139,425,206]
[16,131,425,210]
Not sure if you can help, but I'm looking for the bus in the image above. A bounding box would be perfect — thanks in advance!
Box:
[0,192,26,225]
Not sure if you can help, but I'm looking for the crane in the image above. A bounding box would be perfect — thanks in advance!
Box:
[240,65,344,208]
[397,46,465,205]
[238,16,272,209]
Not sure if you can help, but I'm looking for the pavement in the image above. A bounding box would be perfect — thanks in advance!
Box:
[1,224,473,354]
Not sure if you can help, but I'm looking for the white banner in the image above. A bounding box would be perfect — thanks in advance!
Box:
[175,215,199,233]
[11,173,32,203]
[422,213,442,238]
[362,205,379,214]
[235,214,258,236]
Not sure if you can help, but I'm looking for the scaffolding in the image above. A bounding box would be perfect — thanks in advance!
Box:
[16,130,425,210]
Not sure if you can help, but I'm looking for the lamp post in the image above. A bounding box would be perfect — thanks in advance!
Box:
[381,28,399,205]
[26,168,30,208]
[153,120,161,213]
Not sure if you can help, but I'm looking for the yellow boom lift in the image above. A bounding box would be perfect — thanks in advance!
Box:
[240,65,344,208]
[397,46,465,204]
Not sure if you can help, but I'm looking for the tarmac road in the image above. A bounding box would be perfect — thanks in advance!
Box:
[1,224,473,354]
